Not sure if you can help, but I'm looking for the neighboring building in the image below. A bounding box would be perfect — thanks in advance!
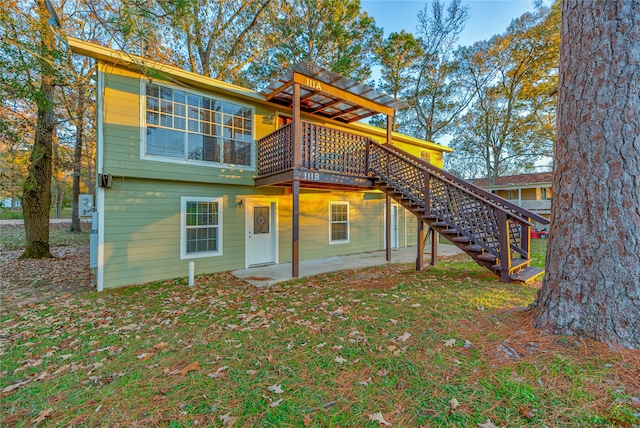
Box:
[473,172,553,228]
[68,38,455,290]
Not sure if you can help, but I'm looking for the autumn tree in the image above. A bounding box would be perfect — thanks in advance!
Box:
[447,3,559,183]
[0,0,66,258]
[250,0,382,84]
[530,1,640,349]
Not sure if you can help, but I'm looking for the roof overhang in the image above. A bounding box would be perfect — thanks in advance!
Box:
[262,61,408,123]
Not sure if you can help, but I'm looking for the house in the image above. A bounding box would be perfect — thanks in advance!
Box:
[70,37,549,290]
[473,172,552,229]
[68,38,458,290]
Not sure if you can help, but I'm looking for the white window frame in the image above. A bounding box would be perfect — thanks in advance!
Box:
[141,81,255,169]
[329,201,350,244]
[180,196,223,259]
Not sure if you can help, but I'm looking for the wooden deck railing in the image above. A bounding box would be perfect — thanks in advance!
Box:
[258,122,293,176]
[256,122,547,277]
[258,121,369,177]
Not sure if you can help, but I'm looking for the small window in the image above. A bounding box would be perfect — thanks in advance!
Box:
[329,202,349,244]
[181,197,222,259]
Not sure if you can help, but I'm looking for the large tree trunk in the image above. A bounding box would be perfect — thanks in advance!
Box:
[20,74,55,259]
[531,1,640,349]
[19,0,56,260]
[69,87,84,233]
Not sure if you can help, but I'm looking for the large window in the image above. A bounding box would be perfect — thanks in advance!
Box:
[145,83,253,166]
[181,197,222,259]
[329,202,349,244]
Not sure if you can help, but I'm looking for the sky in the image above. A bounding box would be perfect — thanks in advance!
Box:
[361,0,540,47]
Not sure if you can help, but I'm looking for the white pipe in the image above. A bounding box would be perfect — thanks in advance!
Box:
[188,261,195,286]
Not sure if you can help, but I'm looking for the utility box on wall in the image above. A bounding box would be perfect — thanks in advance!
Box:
[79,194,94,217]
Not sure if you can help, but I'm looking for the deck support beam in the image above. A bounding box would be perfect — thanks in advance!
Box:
[292,179,300,278]
[386,195,391,262]
[385,114,393,262]
[417,220,424,271]
[292,82,301,278]
[430,228,437,266]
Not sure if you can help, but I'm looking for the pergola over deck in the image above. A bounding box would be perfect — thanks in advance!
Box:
[259,62,408,277]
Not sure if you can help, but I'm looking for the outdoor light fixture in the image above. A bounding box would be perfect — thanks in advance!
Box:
[237,200,244,208]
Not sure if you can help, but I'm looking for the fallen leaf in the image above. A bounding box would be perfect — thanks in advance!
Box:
[376,369,388,377]
[52,364,70,376]
[443,338,457,347]
[137,353,153,360]
[220,413,236,427]
[2,380,30,395]
[270,398,284,407]
[334,356,347,364]
[477,419,499,428]
[396,332,411,343]
[449,398,460,409]
[268,384,284,394]
[358,377,372,386]
[410,303,421,308]
[208,366,228,379]
[154,342,169,350]
[368,411,391,426]
[518,405,535,419]
[178,361,200,375]
[32,408,53,424]
[303,414,312,427]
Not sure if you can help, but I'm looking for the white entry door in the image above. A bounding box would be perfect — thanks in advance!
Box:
[246,200,277,266]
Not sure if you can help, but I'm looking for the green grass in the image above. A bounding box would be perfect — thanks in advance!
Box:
[0,207,74,220]
[0,224,90,250]
[1,242,638,427]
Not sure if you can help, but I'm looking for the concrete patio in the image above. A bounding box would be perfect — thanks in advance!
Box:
[232,244,464,287]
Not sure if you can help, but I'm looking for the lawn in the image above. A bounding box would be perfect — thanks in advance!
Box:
[1,238,638,427]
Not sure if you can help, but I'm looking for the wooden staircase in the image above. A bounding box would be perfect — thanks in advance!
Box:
[367,142,549,283]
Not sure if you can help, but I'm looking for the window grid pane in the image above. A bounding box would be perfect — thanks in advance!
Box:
[185,201,219,254]
[146,83,252,166]
[330,204,349,243]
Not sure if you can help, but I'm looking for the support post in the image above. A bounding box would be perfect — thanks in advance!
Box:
[430,228,437,266]
[417,219,424,271]
[292,83,302,168]
[386,114,393,146]
[522,217,531,259]
[292,179,300,278]
[385,194,391,262]
[497,210,511,282]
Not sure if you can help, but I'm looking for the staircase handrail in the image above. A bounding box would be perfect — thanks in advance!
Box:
[370,142,535,228]
[380,143,550,225]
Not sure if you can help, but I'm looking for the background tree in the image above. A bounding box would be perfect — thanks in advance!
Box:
[0,0,66,258]
[531,1,640,349]
[249,0,382,85]
[447,3,559,182]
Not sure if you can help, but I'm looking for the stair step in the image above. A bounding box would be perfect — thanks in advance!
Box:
[510,266,545,283]
[465,244,484,252]
[441,228,458,234]
[493,258,530,272]
[430,221,448,228]
[452,236,470,243]
[422,214,438,220]
[477,253,497,262]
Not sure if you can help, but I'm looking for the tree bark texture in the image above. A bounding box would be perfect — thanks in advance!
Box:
[19,0,56,259]
[20,75,55,259]
[532,1,640,349]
